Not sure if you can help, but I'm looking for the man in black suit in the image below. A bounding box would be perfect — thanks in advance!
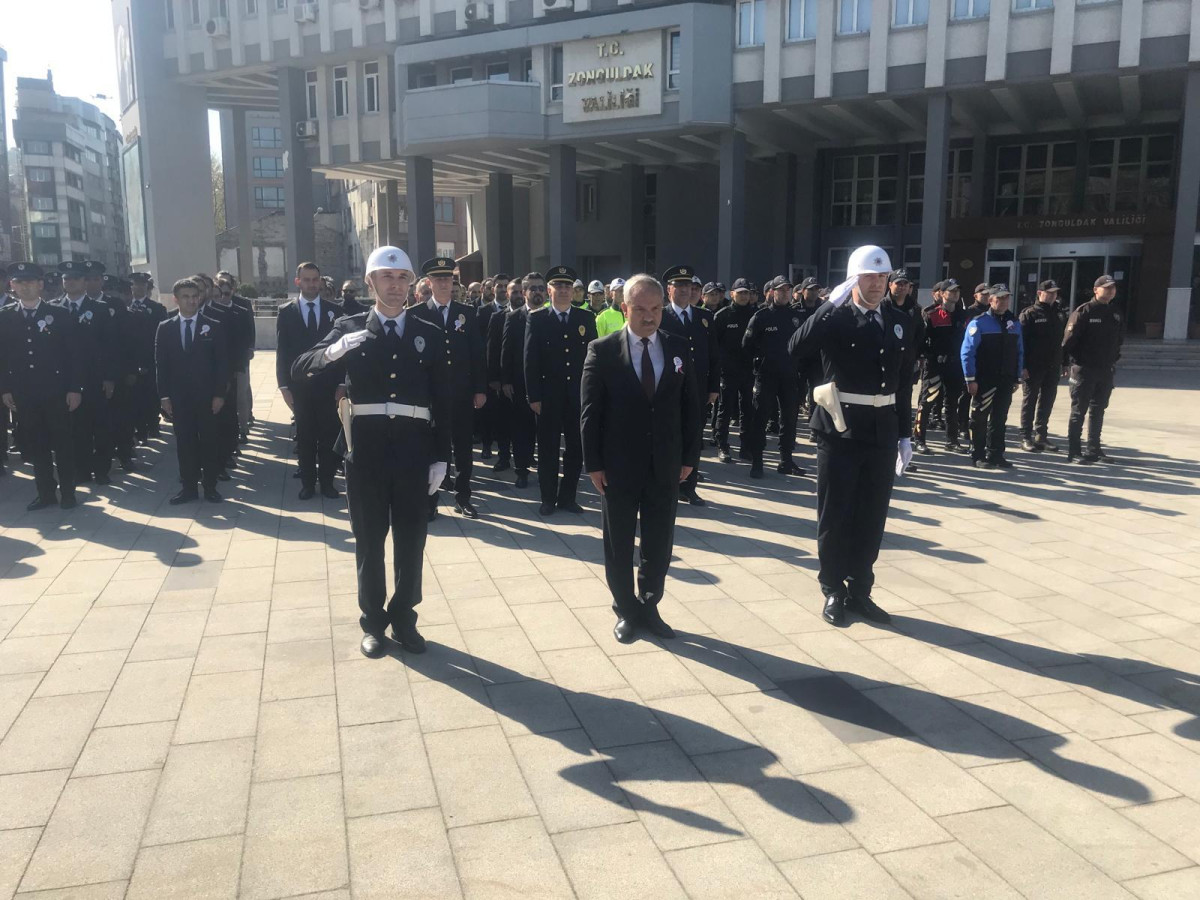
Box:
[277,262,344,499]
[659,265,720,505]
[409,257,486,520]
[155,278,231,504]
[524,265,597,516]
[0,263,85,510]
[582,273,702,643]
[291,246,452,659]
[789,246,918,627]
[501,273,544,489]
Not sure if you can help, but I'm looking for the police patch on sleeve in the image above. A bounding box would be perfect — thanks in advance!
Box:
[967,321,978,335]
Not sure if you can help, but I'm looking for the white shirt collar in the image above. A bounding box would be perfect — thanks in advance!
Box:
[670,301,690,318]
[626,327,658,347]
[851,298,880,318]
[374,307,405,328]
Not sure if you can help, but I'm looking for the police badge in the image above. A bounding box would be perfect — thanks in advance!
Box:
[894,323,903,339]
[577,325,585,337]
[414,335,425,352]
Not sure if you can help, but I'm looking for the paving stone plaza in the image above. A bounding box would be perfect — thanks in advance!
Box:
[1,355,1199,900]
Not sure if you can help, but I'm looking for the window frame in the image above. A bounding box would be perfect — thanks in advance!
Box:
[31,197,57,211]
[251,126,283,149]
[736,0,765,48]
[450,66,474,85]
[1084,134,1175,214]
[246,0,258,15]
[32,223,59,239]
[252,155,285,179]
[433,196,455,224]
[950,0,990,18]
[1013,0,1052,11]
[363,61,380,113]
[254,185,286,208]
[667,30,681,90]
[486,62,511,83]
[333,65,349,118]
[165,0,175,29]
[838,0,871,35]
[894,0,929,27]
[304,69,319,120]
[993,141,1076,217]
[829,153,899,227]
[26,167,54,183]
[787,0,816,41]
[550,46,564,101]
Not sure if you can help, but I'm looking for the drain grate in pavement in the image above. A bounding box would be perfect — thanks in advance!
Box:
[775,676,914,744]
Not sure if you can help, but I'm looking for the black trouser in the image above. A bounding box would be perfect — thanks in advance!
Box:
[347,458,428,637]
[132,371,158,440]
[815,435,895,601]
[171,396,221,491]
[913,367,963,444]
[218,379,239,467]
[718,371,753,451]
[970,382,1015,462]
[1020,367,1060,441]
[1067,365,1115,457]
[512,390,536,472]
[19,396,75,499]
[98,378,137,470]
[602,477,680,621]
[69,388,103,479]
[752,368,799,464]
[486,390,511,461]
[0,407,8,462]
[429,391,475,511]
[295,384,341,489]
[536,402,583,505]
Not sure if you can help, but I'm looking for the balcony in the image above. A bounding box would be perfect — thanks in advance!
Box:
[402,80,545,152]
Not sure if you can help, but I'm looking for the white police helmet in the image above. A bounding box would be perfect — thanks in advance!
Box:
[846,245,893,279]
[365,246,415,279]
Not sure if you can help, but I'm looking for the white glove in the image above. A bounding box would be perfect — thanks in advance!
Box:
[428,461,447,496]
[323,329,370,363]
[896,438,913,476]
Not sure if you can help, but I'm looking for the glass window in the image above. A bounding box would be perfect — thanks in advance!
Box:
[788,0,816,40]
[952,0,990,17]
[522,55,533,83]
[487,62,510,82]
[275,0,288,9]
[450,66,473,84]
[994,141,1075,216]
[64,143,82,163]
[839,0,871,33]
[895,0,929,26]
[32,223,58,239]
[66,172,83,190]
[189,0,201,25]
[829,153,898,226]
[416,71,437,89]
[252,156,284,178]
[668,31,681,90]
[333,66,349,117]
[24,140,52,156]
[251,126,283,148]
[165,0,175,29]
[737,0,765,47]
[1085,135,1175,213]
[254,186,286,208]
[216,0,229,15]
[305,69,318,119]
[551,46,564,101]
[364,62,380,112]
[246,0,258,14]
[32,197,56,211]
[27,167,53,183]
[433,197,455,223]
[1013,0,1052,10]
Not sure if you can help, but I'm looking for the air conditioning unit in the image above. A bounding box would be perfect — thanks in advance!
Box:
[294,2,318,23]
[464,2,492,23]
[542,0,573,10]
[358,0,381,9]
[205,17,230,37]
[296,119,319,138]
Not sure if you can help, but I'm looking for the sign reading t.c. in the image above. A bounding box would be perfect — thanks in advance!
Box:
[562,30,665,124]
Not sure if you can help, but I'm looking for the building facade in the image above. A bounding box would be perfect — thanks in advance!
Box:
[114,0,1200,338]
[0,47,12,262]
[10,75,130,274]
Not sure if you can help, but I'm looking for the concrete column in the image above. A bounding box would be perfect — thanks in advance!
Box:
[772,153,797,276]
[547,144,577,266]
[1166,69,1200,341]
[405,156,435,265]
[717,131,746,286]
[485,172,514,275]
[918,93,951,306]
[624,164,645,274]
[383,179,402,246]
[230,108,254,284]
[278,67,316,273]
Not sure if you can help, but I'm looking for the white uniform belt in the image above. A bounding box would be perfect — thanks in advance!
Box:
[840,392,895,407]
[352,402,431,421]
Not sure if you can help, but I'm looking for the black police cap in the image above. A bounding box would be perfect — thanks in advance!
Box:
[661,265,695,284]
[798,277,820,290]
[701,282,719,294]
[421,257,455,276]
[58,260,88,276]
[7,261,44,280]
[129,272,153,283]
[889,269,911,283]
[730,278,751,293]
[545,265,579,285]
[1094,274,1117,288]
[1038,279,1060,292]
[83,260,106,275]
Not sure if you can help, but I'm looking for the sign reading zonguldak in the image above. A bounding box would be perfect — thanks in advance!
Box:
[562,29,664,124]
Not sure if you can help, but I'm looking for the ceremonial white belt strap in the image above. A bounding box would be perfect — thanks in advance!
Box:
[351,402,431,421]
[839,392,896,407]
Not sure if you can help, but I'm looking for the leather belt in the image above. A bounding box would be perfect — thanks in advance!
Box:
[839,392,896,407]
[351,402,431,421]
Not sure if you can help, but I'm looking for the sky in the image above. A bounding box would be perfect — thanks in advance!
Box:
[2,1,223,160]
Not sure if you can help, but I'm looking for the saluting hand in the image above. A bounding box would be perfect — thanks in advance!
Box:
[324,329,370,363]
[589,470,607,495]
[66,392,82,413]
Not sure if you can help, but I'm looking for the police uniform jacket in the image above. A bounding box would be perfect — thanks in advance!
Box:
[743,304,803,378]
[712,303,756,377]
[1062,300,1123,371]
[0,302,86,401]
[53,296,113,384]
[476,298,501,347]
[1019,302,1067,372]
[789,300,918,448]
[961,310,1024,387]
[290,312,452,469]
[276,298,344,391]
[409,298,486,396]
[886,295,926,352]
[120,303,159,383]
[523,304,597,411]
[155,313,231,404]
[486,302,512,385]
[920,304,964,376]
[660,304,720,394]
[133,296,167,325]
[500,306,532,393]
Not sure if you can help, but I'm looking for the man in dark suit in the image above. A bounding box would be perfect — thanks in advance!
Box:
[659,265,720,505]
[582,273,702,643]
[291,247,452,659]
[524,265,597,516]
[789,246,918,628]
[277,262,344,499]
[155,278,231,504]
[409,257,486,520]
[501,273,545,489]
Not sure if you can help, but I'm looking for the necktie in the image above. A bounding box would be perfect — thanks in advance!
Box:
[869,310,882,331]
[72,301,80,316]
[26,308,35,323]
[560,311,568,326]
[385,319,397,341]
[184,319,193,351]
[640,338,655,401]
[442,306,449,327]
[683,308,690,327]
[306,302,317,334]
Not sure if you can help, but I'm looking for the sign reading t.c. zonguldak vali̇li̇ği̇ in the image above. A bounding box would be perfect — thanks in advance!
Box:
[562,29,665,124]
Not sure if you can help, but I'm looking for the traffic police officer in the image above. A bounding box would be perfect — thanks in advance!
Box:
[0,262,84,509]
[790,246,917,627]
[501,274,543,488]
[743,275,805,478]
[410,256,486,520]
[1019,279,1068,452]
[961,284,1026,469]
[660,265,719,505]
[712,278,757,464]
[1063,274,1123,463]
[524,265,597,516]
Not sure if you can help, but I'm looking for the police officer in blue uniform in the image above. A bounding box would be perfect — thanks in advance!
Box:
[961,284,1026,470]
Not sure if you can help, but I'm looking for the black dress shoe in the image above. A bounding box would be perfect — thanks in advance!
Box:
[777,460,806,476]
[642,609,675,639]
[681,490,706,506]
[718,448,733,463]
[613,618,637,644]
[360,633,386,658]
[170,489,199,505]
[558,500,585,514]
[455,501,479,519]
[26,496,56,511]
[120,458,139,472]
[1021,439,1041,452]
[391,623,426,654]
[493,457,511,473]
[822,592,847,626]
[514,470,528,488]
[538,502,556,516]
[299,486,316,500]
[292,471,302,479]
[320,484,340,499]
[992,457,1015,469]
[849,596,892,624]
[203,488,223,503]
[60,493,77,510]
